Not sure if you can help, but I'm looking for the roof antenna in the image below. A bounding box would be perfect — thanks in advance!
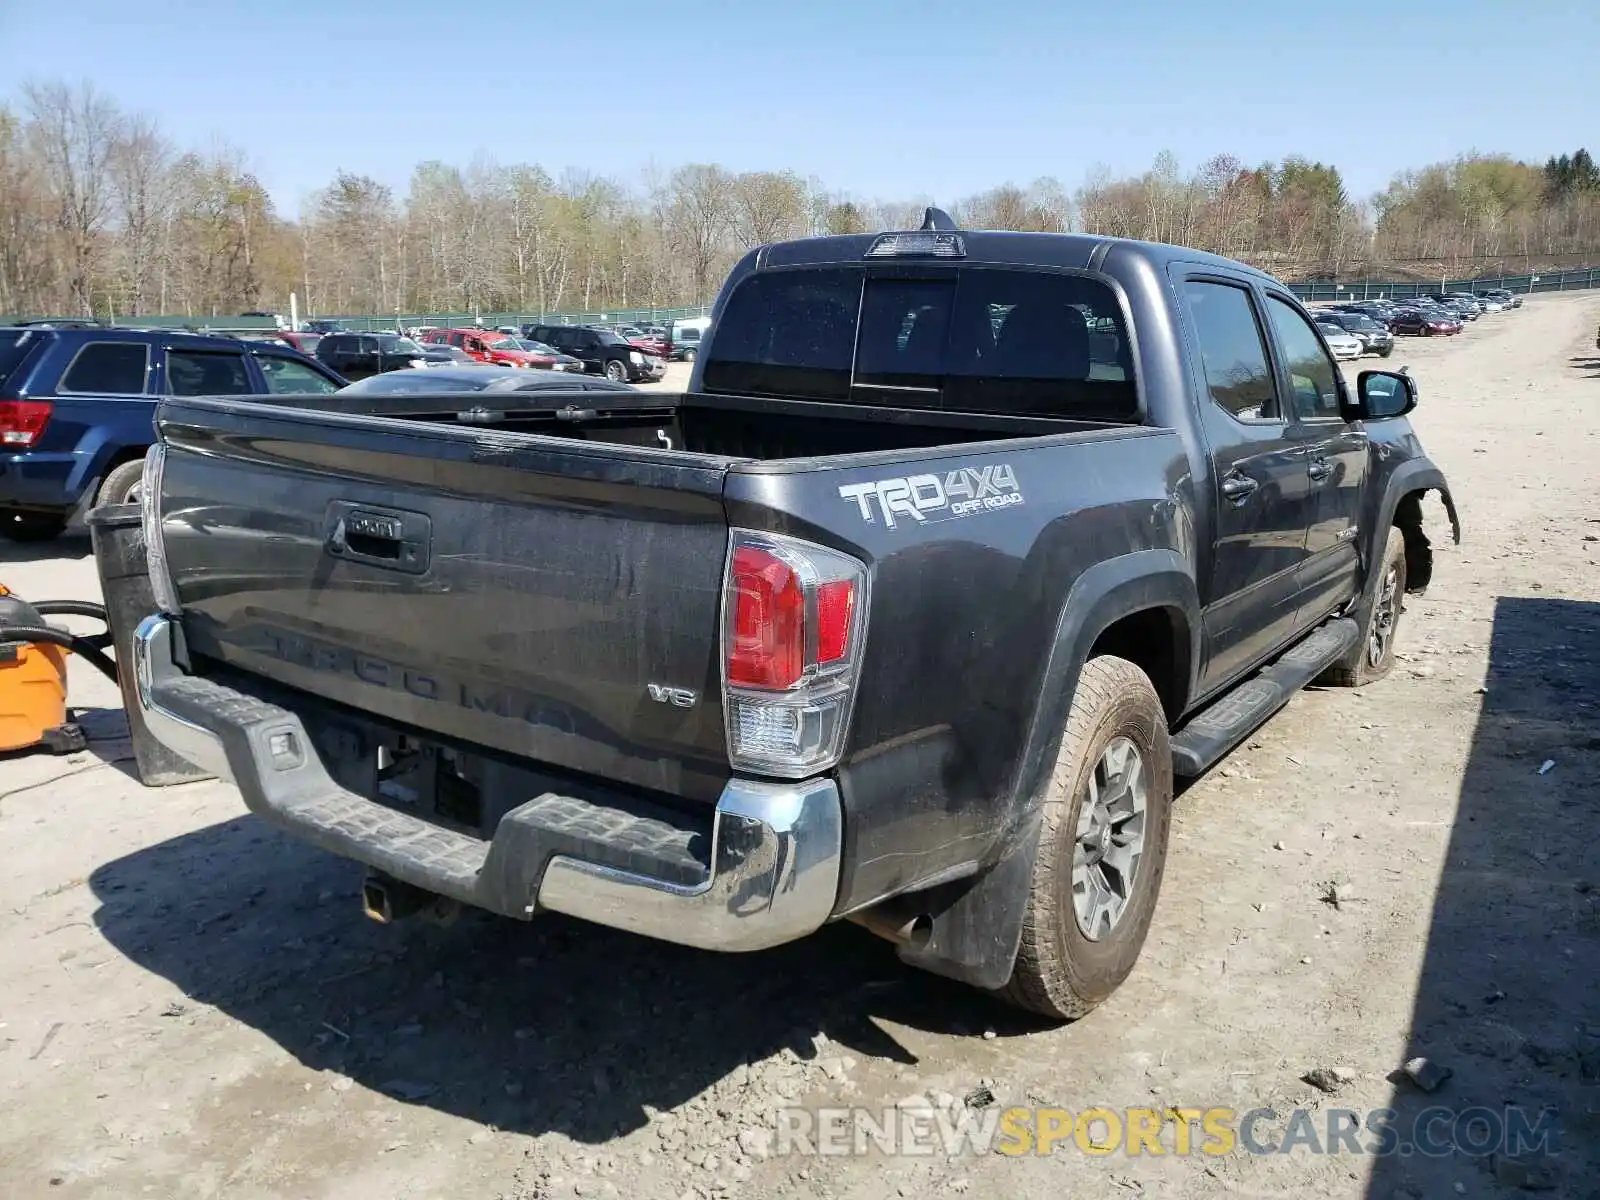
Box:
[920,206,958,231]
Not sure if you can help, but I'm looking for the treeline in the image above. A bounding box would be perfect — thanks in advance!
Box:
[2,80,1597,320]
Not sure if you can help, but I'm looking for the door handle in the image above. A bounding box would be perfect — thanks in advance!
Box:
[1221,472,1259,503]
[1307,457,1331,482]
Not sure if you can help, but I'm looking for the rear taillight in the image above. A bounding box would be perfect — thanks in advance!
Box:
[0,399,51,447]
[140,445,182,615]
[722,530,868,778]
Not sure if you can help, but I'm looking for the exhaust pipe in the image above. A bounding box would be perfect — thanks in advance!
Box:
[361,873,446,924]
[848,904,934,951]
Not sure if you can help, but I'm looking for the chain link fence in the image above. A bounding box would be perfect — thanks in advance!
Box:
[1287,266,1600,303]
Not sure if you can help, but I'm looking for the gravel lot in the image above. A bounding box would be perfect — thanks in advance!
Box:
[2,296,1597,1200]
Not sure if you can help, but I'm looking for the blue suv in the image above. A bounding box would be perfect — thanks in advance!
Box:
[1,325,345,542]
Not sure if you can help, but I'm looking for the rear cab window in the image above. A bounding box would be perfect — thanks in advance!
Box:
[59,341,152,395]
[702,267,1137,420]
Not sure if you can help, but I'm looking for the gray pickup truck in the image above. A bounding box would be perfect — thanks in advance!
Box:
[132,210,1458,1019]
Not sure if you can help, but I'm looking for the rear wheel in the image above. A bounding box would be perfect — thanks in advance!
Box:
[604,359,628,383]
[1,509,66,542]
[96,457,147,508]
[681,348,697,362]
[998,655,1173,1020]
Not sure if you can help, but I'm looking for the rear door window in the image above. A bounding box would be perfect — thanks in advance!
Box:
[1181,281,1279,421]
[703,267,1137,419]
[59,341,151,394]
[166,350,254,396]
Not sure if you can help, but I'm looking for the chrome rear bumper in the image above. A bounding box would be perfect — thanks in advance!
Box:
[132,614,842,951]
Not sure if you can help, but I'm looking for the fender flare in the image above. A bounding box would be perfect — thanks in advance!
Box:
[896,549,1200,990]
[1357,460,1458,607]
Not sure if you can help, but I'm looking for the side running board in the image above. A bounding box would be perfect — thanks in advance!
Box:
[1171,618,1358,777]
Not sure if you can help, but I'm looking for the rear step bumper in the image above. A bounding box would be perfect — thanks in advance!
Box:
[132,614,843,952]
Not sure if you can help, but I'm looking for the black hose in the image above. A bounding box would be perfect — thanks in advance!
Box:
[31,600,108,621]
[0,625,120,685]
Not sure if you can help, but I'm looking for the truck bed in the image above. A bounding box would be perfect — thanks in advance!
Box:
[244,387,1127,460]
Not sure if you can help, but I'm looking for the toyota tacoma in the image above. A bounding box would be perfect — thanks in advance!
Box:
[130,211,1458,1018]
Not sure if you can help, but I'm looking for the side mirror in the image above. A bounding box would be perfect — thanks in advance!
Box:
[1350,369,1418,421]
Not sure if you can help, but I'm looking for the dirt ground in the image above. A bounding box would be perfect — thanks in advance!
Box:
[2,296,1597,1200]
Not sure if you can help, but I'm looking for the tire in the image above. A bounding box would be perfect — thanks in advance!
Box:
[1322,527,1407,687]
[1378,346,1393,358]
[681,348,696,362]
[1,509,66,543]
[604,359,628,383]
[96,457,147,507]
[997,655,1173,1020]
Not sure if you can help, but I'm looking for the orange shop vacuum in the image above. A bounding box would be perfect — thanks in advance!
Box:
[0,584,120,755]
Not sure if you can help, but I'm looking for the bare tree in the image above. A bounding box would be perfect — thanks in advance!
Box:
[23,80,123,315]
[730,170,808,248]
[665,164,733,296]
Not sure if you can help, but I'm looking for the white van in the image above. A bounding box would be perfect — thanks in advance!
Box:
[668,316,712,361]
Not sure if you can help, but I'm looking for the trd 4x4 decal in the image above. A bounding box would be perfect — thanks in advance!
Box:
[838,464,1023,528]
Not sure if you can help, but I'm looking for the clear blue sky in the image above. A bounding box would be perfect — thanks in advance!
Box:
[4,0,1595,216]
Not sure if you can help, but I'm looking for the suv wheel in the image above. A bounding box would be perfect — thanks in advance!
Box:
[998,654,1173,1020]
[1,509,66,543]
[97,457,147,508]
[604,359,628,383]
[681,348,697,362]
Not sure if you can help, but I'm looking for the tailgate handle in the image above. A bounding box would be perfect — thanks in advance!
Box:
[325,504,431,575]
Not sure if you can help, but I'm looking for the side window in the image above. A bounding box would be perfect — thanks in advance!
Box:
[60,342,150,394]
[1182,281,1279,421]
[358,337,379,355]
[257,355,339,395]
[1265,295,1342,420]
[167,350,253,397]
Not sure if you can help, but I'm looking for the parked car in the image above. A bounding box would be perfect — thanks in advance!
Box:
[667,316,713,361]
[1314,320,1363,360]
[336,365,641,395]
[421,344,475,367]
[422,329,560,370]
[1389,309,1459,337]
[316,332,430,381]
[301,319,346,335]
[606,325,672,360]
[133,210,1458,1019]
[1476,288,1521,310]
[1315,311,1394,357]
[523,323,666,382]
[513,339,584,371]
[0,326,343,541]
[1425,294,1478,320]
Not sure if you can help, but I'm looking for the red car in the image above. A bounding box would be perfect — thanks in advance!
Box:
[1389,310,1460,337]
[611,325,671,359]
[276,331,323,354]
[424,328,561,369]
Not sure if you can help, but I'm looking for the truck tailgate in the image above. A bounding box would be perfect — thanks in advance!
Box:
[154,397,737,803]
